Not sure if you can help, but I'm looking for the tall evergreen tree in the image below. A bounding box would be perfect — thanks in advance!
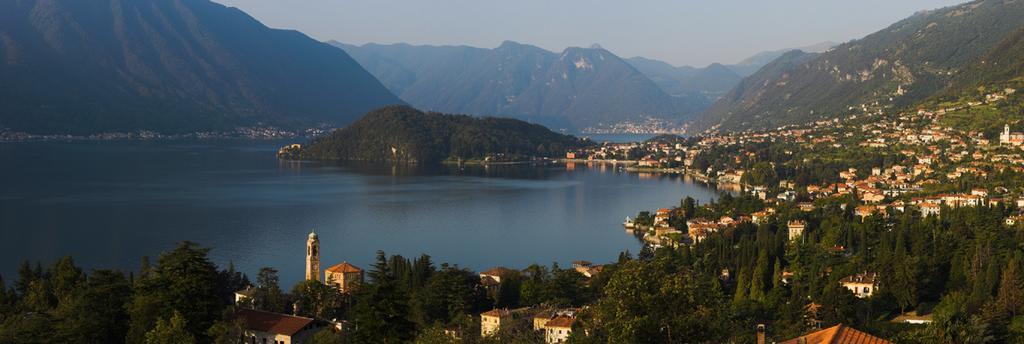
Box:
[127,241,223,343]
[733,267,750,304]
[350,251,415,343]
[144,311,195,344]
[998,254,1024,316]
[253,267,286,313]
[749,250,770,302]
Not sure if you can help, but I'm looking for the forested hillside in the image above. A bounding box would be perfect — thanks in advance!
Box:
[0,0,401,134]
[694,0,1024,132]
[292,106,591,163]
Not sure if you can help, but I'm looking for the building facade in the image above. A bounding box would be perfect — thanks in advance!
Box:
[324,262,363,293]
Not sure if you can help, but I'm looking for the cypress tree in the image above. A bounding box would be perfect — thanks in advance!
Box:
[733,267,749,304]
[998,254,1024,316]
[750,250,769,301]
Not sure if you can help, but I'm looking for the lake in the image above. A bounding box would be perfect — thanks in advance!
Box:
[0,140,719,284]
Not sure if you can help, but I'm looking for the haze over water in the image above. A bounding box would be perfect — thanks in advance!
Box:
[0,140,718,284]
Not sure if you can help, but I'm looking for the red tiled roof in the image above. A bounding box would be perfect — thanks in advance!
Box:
[234,309,314,336]
[544,315,575,328]
[481,267,515,277]
[780,324,890,344]
[325,262,362,273]
[481,309,511,318]
[840,272,878,285]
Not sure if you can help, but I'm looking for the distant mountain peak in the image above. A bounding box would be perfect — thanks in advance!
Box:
[340,40,701,131]
[498,40,525,48]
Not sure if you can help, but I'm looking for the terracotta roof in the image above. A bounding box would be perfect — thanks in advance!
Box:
[544,315,576,328]
[481,267,515,277]
[840,272,878,285]
[533,309,556,320]
[325,262,362,273]
[234,309,314,336]
[780,324,890,344]
[481,309,511,318]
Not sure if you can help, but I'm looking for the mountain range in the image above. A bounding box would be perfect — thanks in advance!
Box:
[625,42,836,101]
[5,0,1023,137]
[333,41,709,132]
[694,0,1024,132]
[0,0,401,134]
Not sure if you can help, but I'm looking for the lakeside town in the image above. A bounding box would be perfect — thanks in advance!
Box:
[6,87,1022,343]
[207,88,1024,343]
[0,126,331,142]
[572,87,1024,250]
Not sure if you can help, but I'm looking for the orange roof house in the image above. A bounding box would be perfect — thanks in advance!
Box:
[325,262,362,273]
[234,309,319,343]
[780,324,890,344]
[480,266,517,292]
[324,262,364,293]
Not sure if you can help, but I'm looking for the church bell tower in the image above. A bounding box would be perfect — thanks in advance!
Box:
[306,230,320,281]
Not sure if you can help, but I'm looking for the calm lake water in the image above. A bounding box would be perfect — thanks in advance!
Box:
[0,140,718,284]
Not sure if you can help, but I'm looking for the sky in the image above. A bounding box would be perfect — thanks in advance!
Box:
[215,0,966,67]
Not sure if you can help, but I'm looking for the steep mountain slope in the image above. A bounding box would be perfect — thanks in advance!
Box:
[335,41,698,132]
[293,105,591,163]
[694,0,1024,132]
[694,51,822,131]
[946,27,1024,93]
[0,0,401,134]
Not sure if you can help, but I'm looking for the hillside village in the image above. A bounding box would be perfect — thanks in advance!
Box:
[556,85,1024,337]
[573,87,1024,248]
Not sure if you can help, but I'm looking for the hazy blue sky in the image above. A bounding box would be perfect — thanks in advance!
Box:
[215,0,966,67]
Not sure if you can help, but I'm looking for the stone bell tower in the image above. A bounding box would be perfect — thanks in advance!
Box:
[306,230,320,281]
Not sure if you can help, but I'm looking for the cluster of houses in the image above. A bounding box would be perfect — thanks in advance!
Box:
[475,266,592,343]
[589,87,1024,240]
[606,90,1024,332]
[480,307,578,343]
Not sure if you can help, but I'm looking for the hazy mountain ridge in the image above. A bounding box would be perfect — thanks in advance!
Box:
[334,41,702,132]
[0,0,401,134]
[625,42,835,101]
[693,0,1024,132]
[730,41,838,76]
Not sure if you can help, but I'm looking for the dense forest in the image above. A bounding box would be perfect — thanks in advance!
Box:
[2,192,1023,343]
[290,106,592,163]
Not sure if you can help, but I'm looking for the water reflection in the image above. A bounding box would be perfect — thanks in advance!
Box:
[0,141,720,284]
